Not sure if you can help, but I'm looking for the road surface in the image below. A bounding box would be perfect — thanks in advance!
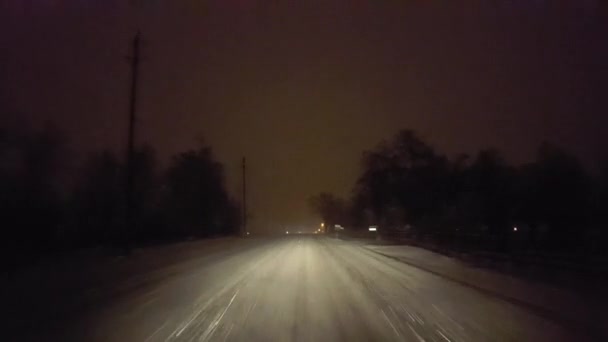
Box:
[7,236,590,341]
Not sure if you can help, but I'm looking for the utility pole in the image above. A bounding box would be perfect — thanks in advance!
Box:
[125,31,140,248]
[242,157,247,235]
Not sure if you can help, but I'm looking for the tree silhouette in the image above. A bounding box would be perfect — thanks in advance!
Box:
[72,150,123,245]
[354,130,449,231]
[162,145,238,237]
[327,129,603,256]
[517,143,591,252]
[0,124,69,267]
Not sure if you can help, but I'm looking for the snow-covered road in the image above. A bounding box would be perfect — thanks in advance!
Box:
[5,236,593,341]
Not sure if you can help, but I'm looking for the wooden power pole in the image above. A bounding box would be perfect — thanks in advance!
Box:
[242,157,247,235]
[125,31,140,246]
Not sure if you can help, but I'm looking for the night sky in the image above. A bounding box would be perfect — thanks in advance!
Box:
[2,1,607,232]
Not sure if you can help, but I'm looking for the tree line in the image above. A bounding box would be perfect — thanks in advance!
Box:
[0,124,240,268]
[311,129,608,257]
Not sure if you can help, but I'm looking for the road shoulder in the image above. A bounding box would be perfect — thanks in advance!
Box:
[361,243,607,340]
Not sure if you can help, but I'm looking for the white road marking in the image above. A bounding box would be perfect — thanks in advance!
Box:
[437,329,452,342]
[407,322,426,342]
[223,323,235,341]
[243,296,258,322]
[381,308,401,337]
[170,294,219,339]
[432,304,465,331]
[199,290,240,341]
[400,304,416,322]
[145,320,168,342]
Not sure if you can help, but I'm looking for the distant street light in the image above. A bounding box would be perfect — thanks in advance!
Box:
[513,227,518,232]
